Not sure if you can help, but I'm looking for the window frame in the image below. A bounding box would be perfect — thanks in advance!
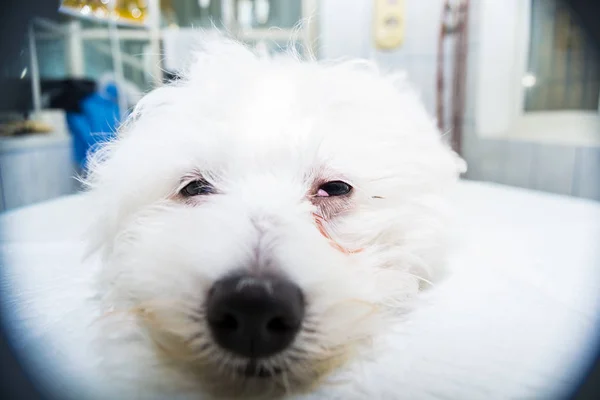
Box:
[474,0,600,147]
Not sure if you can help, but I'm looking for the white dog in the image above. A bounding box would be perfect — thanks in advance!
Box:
[79,37,465,399]
[78,36,464,397]
[3,36,599,400]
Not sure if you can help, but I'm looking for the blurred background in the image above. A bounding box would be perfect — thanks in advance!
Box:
[0,0,598,212]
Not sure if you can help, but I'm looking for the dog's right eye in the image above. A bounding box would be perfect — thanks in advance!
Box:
[180,179,215,197]
[316,181,353,197]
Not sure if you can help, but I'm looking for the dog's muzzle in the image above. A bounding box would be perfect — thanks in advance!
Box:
[206,273,305,360]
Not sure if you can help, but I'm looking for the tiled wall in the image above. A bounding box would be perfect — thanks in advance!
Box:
[319,0,600,201]
[0,137,77,212]
[463,136,600,200]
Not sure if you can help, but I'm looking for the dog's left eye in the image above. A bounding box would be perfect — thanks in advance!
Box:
[316,181,353,197]
[180,179,215,196]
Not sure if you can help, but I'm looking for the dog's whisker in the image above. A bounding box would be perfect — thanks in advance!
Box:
[280,367,292,395]
[404,272,435,287]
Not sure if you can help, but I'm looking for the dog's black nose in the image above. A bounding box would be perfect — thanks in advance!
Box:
[206,274,304,358]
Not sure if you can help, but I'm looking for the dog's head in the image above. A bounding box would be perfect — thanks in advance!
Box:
[85,39,465,398]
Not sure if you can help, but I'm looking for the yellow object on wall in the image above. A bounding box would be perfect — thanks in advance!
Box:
[373,0,405,50]
[59,0,148,25]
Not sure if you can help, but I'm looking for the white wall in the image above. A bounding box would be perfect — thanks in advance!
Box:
[318,0,373,60]
[319,0,450,116]
[474,0,524,138]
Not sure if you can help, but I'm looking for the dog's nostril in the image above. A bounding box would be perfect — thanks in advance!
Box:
[266,316,293,333]
[206,273,305,359]
[214,313,239,331]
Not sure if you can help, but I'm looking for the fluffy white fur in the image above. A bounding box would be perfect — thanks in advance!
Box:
[77,37,466,398]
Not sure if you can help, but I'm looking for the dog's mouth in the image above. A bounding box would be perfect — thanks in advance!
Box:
[236,361,284,378]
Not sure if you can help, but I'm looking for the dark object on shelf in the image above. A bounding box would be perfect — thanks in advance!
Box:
[0,78,97,115]
[45,79,97,113]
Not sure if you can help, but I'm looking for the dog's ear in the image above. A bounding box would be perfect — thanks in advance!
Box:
[384,70,468,177]
[453,152,468,175]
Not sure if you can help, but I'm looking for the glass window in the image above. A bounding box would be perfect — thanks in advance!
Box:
[524,0,599,112]
[161,0,302,29]
[161,0,224,28]
[83,38,154,91]
[248,0,302,29]
[37,38,68,79]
